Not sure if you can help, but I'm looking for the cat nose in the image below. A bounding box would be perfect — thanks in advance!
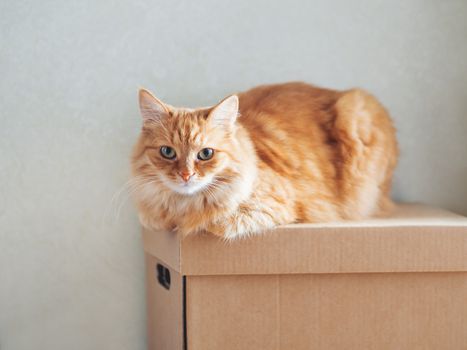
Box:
[178,171,194,182]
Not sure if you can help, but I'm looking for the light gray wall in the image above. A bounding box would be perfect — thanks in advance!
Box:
[1,1,466,349]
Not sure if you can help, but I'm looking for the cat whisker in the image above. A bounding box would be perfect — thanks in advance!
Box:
[102,177,144,226]
[115,178,164,222]
[103,176,161,225]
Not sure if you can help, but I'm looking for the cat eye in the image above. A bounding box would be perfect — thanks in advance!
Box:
[197,148,214,161]
[160,146,176,160]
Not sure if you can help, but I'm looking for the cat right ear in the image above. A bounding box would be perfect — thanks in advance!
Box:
[138,88,170,123]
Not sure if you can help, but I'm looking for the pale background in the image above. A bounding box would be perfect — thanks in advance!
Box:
[1,1,466,349]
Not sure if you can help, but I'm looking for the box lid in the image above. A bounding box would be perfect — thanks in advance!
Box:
[142,203,467,276]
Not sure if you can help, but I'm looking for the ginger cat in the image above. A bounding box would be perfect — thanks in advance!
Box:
[131,82,398,239]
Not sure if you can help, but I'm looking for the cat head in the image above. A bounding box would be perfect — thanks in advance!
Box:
[132,89,240,196]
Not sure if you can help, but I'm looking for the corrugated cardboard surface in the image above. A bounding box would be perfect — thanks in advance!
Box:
[143,229,181,273]
[143,203,467,275]
[143,204,467,350]
[145,254,184,350]
[186,272,467,350]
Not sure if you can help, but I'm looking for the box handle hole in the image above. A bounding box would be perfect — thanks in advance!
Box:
[156,264,171,290]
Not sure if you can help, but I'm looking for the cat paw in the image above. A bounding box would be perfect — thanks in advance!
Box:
[207,222,251,241]
[138,213,167,232]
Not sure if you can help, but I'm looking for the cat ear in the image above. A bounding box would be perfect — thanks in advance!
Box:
[138,88,170,123]
[208,95,239,129]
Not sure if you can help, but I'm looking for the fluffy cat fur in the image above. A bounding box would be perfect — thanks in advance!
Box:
[131,82,398,239]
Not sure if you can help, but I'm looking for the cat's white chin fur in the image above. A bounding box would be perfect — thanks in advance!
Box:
[160,174,214,195]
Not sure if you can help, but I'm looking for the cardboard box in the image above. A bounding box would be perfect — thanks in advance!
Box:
[142,204,467,350]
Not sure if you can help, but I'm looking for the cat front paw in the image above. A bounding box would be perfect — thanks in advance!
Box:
[138,213,170,232]
[207,220,255,240]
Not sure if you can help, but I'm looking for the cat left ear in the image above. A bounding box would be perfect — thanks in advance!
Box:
[138,88,170,123]
[208,95,239,129]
